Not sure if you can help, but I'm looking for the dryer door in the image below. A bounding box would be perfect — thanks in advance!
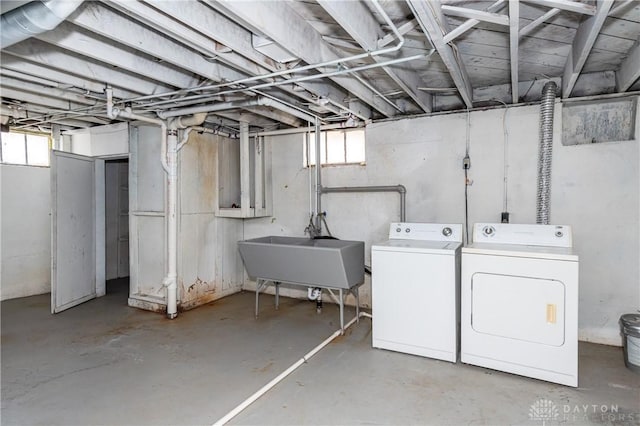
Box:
[471,273,565,346]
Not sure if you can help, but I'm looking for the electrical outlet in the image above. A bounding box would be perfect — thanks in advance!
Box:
[462,155,471,170]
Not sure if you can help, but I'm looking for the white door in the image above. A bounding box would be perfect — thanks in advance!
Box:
[51,151,105,313]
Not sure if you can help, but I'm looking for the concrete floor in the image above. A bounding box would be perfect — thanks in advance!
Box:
[2,279,639,426]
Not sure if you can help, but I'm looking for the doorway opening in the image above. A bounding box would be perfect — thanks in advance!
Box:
[105,158,129,301]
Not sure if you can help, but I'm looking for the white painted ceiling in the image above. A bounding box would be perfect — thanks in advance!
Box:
[1,0,639,134]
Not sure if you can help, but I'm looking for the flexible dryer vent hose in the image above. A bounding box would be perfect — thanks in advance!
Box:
[536,81,558,224]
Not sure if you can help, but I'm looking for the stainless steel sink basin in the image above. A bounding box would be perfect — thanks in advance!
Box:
[237,236,365,289]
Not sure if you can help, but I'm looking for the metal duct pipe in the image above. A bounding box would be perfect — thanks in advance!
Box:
[1,0,84,49]
[320,184,407,222]
[536,81,558,224]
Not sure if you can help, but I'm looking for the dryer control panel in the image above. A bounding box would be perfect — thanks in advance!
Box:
[472,223,572,247]
[389,222,463,242]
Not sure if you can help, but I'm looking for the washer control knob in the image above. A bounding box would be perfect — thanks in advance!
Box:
[555,231,563,238]
[482,226,495,237]
[442,227,452,237]
[396,227,401,233]
[405,228,410,233]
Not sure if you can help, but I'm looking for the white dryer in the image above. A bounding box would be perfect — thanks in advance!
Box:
[461,223,579,387]
[372,222,462,363]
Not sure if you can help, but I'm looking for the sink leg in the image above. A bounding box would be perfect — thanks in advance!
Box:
[355,287,360,323]
[255,279,261,319]
[339,289,344,334]
[275,281,280,310]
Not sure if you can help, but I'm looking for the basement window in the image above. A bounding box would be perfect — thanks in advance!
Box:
[562,98,637,145]
[303,129,365,167]
[0,131,50,167]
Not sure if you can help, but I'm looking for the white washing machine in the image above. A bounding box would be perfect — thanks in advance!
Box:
[461,223,579,387]
[372,222,462,363]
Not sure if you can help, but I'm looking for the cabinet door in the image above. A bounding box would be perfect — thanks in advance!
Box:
[471,273,565,346]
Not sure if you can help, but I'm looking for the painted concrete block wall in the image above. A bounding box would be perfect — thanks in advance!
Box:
[243,102,639,346]
[0,165,51,300]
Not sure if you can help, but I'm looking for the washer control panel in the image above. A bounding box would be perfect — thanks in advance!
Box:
[472,223,572,247]
[389,223,463,242]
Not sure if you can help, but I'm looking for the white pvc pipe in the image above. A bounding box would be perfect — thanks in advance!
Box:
[212,311,372,426]
[165,125,179,319]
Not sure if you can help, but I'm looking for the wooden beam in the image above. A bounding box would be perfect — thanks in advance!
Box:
[378,20,418,48]
[210,0,398,117]
[441,4,509,26]
[68,3,246,86]
[509,1,520,103]
[112,0,349,120]
[318,0,432,112]
[562,0,614,98]
[519,8,561,38]
[443,0,506,44]
[2,41,172,95]
[408,0,473,108]
[616,39,640,92]
[521,0,596,15]
[36,22,198,89]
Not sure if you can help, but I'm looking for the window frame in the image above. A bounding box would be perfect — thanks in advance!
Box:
[0,130,52,167]
[303,128,366,167]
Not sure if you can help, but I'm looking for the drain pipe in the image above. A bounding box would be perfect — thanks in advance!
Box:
[1,0,84,49]
[106,88,169,173]
[321,185,407,222]
[212,311,372,426]
[107,88,207,319]
[164,112,208,319]
[314,117,323,233]
[536,81,558,225]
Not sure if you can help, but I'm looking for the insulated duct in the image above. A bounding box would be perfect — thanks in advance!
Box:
[536,81,558,225]
[1,0,84,49]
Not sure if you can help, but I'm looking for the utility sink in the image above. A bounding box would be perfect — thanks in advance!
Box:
[237,236,365,289]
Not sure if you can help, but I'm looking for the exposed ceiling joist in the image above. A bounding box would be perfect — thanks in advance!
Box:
[408,0,474,108]
[519,8,561,38]
[132,0,350,118]
[1,86,92,111]
[35,22,199,89]
[441,5,510,26]
[0,75,96,106]
[209,0,399,117]
[522,0,596,15]
[0,60,139,99]
[68,3,248,90]
[317,0,432,112]
[616,38,640,91]
[509,1,520,103]
[250,106,303,128]
[562,0,614,98]
[378,20,418,48]
[3,41,170,95]
[443,0,507,43]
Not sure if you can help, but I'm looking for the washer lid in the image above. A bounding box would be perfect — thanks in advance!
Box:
[462,242,578,261]
[373,239,462,254]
